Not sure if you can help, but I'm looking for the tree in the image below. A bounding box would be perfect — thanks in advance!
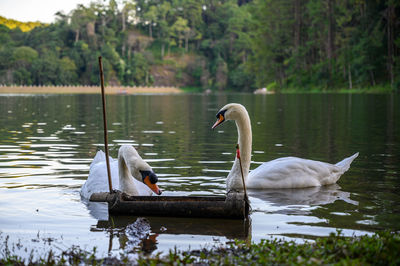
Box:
[128,52,152,85]
[13,46,38,67]
[143,5,158,38]
[31,52,60,85]
[171,17,190,49]
[58,57,78,84]
[70,4,97,44]
[248,0,292,88]
[157,1,172,58]
[385,0,396,88]
[0,0,397,90]
[119,0,136,58]
[11,46,38,84]
[215,57,228,90]
[174,0,203,52]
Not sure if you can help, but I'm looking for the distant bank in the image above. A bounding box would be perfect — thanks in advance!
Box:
[0,85,183,94]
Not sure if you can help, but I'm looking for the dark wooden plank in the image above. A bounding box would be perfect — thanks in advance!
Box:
[89,191,249,219]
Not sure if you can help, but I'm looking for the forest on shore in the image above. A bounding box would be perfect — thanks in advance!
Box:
[0,0,399,92]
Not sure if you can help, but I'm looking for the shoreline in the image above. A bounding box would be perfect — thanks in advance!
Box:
[0,85,396,95]
[0,85,183,94]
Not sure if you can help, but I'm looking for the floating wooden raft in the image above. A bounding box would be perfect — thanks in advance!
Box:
[90,191,249,219]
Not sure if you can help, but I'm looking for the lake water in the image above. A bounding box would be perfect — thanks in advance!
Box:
[0,93,399,259]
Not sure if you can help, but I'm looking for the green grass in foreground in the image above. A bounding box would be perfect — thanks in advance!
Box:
[1,231,400,265]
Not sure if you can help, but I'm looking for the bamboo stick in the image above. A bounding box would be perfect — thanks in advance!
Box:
[98,56,113,193]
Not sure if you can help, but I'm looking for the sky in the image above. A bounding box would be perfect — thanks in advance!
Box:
[0,0,95,23]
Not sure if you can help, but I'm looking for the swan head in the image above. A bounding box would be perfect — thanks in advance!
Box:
[139,170,162,195]
[119,145,162,195]
[212,103,246,129]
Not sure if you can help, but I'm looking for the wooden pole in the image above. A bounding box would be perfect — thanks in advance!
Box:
[98,56,113,193]
[236,144,248,200]
[236,144,250,218]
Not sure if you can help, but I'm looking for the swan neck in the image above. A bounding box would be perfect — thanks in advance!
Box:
[227,107,252,191]
[118,152,139,195]
[236,115,252,162]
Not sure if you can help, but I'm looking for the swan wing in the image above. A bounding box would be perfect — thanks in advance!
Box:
[81,151,119,199]
[247,157,344,189]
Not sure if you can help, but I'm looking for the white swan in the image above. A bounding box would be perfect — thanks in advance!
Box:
[212,103,359,191]
[81,145,162,199]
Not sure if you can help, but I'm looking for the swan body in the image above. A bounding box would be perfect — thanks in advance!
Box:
[81,145,161,199]
[212,103,358,190]
[247,154,358,189]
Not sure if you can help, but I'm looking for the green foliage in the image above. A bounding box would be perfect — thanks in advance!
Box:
[247,0,399,91]
[31,52,62,85]
[13,46,38,64]
[0,15,46,32]
[13,68,32,85]
[0,1,397,91]
[180,86,203,93]
[139,231,400,265]
[58,57,78,84]
[2,231,399,264]
[125,52,153,86]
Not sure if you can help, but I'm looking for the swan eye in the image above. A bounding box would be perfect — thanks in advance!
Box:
[140,170,158,184]
[215,109,227,119]
[148,172,158,184]
[212,110,227,129]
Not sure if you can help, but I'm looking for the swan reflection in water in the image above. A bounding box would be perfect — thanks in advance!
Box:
[248,183,358,215]
[90,217,159,255]
[82,199,109,221]
[92,215,251,254]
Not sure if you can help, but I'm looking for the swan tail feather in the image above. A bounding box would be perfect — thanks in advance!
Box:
[90,150,114,167]
[335,152,359,172]
[91,150,106,166]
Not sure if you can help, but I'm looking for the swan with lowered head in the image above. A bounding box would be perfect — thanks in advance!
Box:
[212,103,359,191]
[81,145,162,199]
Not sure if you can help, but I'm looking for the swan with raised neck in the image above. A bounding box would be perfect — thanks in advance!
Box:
[212,103,252,191]
[212,103,359,190]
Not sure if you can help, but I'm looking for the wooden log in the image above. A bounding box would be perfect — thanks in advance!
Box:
[89,191,249,219]
[90,192,116,202]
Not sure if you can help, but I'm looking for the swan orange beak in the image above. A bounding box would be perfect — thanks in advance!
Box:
[144,176,162,195]
[212,114,225,129]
